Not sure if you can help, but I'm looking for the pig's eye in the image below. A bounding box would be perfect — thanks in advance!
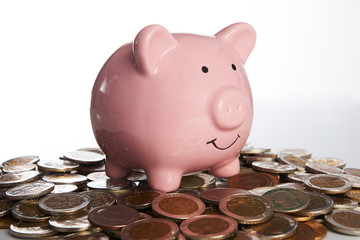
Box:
[231,64,236,71]
[202,66,209,73]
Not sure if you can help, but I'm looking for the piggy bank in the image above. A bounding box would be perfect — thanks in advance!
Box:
[90,23,256,192]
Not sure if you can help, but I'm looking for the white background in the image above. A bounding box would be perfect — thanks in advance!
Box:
[0,0,359,239]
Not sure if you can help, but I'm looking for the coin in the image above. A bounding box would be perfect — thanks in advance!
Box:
[278,154,307,171]
[252,161,297,174]
[228,231,260,240]
[11,200,51,222]
[330,195,358,209]
[203,207,223,215]
[303,221,327,240]
[2,163,37,173]
[334,173,360,188]
[0,215,15,229]
[262,188,310,213]
[305,162,343,175]
[249,187,277,196]
[51,184,78,194]
[287,172,314,183]
[87,178,133,192]
[151,193,205,222]
[294,192,333,217]
[275,182,304,191]
[344,188,360,202]
[325,209,360,236]
[87,171,110,181]
[344,168,360,177]
[242,213,298,239]
[0,199,13,217]
[42,173,88,186]
[37,159,79,172]
[303,174,352,194]
[308,157,346,168]
[62,231,109,239]
[77,147,105,156]
[9,221,56,238]
[200,188,249,205]
[79,190,116,209]
[242,155,276,165]
[121,218,179,240]
[180,214,238,239]
[0,170,41,187]
[292,215,315,222]
[63,150,105,164]
[49,211,91,232]
[88,205,140,230]
[38,193,90,216]
[286,222,315,240]
[5,180,55,200]
[227,172,274,190]
[116,190,164,209]
[277,148,311,159]
[2,155,39,166]
[197,172,216,189]
[219,194,273,224]
[240,147,271,154]
[180,175,205,189]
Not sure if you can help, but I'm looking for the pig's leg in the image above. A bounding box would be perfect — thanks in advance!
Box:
[146,168,183,192]
[210,158,240,177]
[105,160,132,179]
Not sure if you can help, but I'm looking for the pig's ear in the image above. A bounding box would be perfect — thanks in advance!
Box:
[215,23,256,64]
[133,25,178,75]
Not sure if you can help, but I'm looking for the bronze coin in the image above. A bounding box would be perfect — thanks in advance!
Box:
[200,188,249,205]
[242,213,298,239]
[325,209,360,235]
[227,172,273,190]
[79,190,116,209]
[88,205,140,230]
[262,188,310,213]
[180,214,238,239]
[303,221,327,240]
[344,168,360,177]
[12,200,50,222]
[294,192,333,217]
[304,174,352,194]
[116,190,164,209]
[287,222,315,240]
[121,218,179,240]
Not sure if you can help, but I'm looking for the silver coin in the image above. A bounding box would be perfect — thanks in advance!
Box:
[252,161,296,174]
[37,159,79,172]
[10,221,56,238]
[51,184,78,194]
[2,155,39,167]
[249,187,277,196]
[77,147,105,156]
[49,211,91,232]
[87,179,133,191]
[63,150,105,164]
[5,180,54,200]
[275,182,305,190]
[2,163,37,173]
[11,200,51,222]
[38,193,90,216]
[42,173,87,185]
[277,148,311,159]
[305,162,343,175]
[87,171,110,181]
[0,170,41,187]
[303,174,352,194]
[0,199,13,217]
[308,157,346,169]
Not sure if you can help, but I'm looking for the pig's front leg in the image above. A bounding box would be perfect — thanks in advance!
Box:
[146,168,183,192]
[105,160,132,179]
[210,157,240,177]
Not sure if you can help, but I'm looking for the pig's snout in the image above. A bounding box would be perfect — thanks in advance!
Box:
[211,88,247,130]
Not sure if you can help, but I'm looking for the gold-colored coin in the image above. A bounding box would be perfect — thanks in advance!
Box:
[292,215,315,222]
[180,175,205,189]
[308,157,346,168]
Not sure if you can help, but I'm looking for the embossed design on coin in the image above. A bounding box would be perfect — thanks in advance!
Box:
[5,181,54,200]
[11,200,50,222]
[278,154,307,171]
[305,162,343,175]
[2,155,39,167]
[304,174,352,194]
[344,189,360,202]
[308,157,346,168]
[51,184,78,194]
[325,209,360,236]
[2,163,37,173]
[331,196,359,209]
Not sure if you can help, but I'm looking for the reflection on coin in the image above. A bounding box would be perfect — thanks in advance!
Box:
[2,155,39,166]
[344,168,360,177]
[287,172,314,183]
[308,157,346,169]
[286,222,315,240]
[200,188,249,205]
[51,184,78,194]
[49,211,91,232]
[252,161,297,174]
[277,148,311,159]
[262,188,310,213]
[37,160,79,172]
[303,174,352,194]
[121,218,179,240]
[305,162,343,175]
[42,173,87,186]
[87,171,110,181]
[88,205,140,230]
[38,193,90,216]
[330,196,359,209]
[180,214,238,239]
[325,209,360,236]
[62,231,109,239]
[87,179,133,192]
[63,150,105,164]
[11,200,50,222]
[242,213,298,239]
[303,221,327,240]
[344,188,360,202]
[152,193,205,222]
[0,171,41,187]
[294,192,333,217]
[116,190,164,209]
[278,154,307,171]
[79,190,116,209]
[5,181,55,200]
[0,199,13,217]
[219,194,273,224]
[227,172,274,190]
[9,221,56,238]
[180,175,205,189]
[2,163,37,173]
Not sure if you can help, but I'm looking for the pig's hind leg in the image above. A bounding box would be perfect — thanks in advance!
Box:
[210,157,240,177]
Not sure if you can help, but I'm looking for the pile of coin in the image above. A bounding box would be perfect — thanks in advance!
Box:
[0,146,359,239]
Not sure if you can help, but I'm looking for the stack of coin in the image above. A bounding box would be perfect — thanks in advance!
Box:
[0,145,359,239]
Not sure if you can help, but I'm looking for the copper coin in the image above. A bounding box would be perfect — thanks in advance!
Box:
[116,190,164,209]
[303,221,327,240]
[5,180,55,200]
[37,159,79,172]
[87,205,140,230]
[0,199,13,217]
[151,193,205,221]
[262,188,310,213]
[242,213,298,239]
[292,215,315,222]
[344,168,360,177]
[331,195,359,209]
[38,193,90,216]
[294,192,333,217]
[277,148,311,159]
[200,188,249,205]
[49,211,91,232]
[287,222,315,240]
[344,188,360,202]
[180,214,238,239]
[325,209,360,235]
[2,163,37,173]
[180,175,205,189]
[278,154,307,171]
[79,190,116,209]
[11,200,50,222]
[42,173,88,185]
[2,155,39,166]
[63,150,105,164]
[308,157,346,168]
[121,218,179,240]
[9,221,56,238]
[219,194,273,224]
[0,170,41,187]
[227,172,274,190]
[203,207,223,215]
[305,162,343,175]
[303,174,352,194]
[252,161,297,174]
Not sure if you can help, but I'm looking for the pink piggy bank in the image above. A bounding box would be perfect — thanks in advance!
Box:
[90,23,256,192]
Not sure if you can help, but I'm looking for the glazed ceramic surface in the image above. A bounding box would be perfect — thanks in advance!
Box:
[91,23,256,191]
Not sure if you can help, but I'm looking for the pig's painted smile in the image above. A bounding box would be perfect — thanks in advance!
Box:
[206,134,241,150]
